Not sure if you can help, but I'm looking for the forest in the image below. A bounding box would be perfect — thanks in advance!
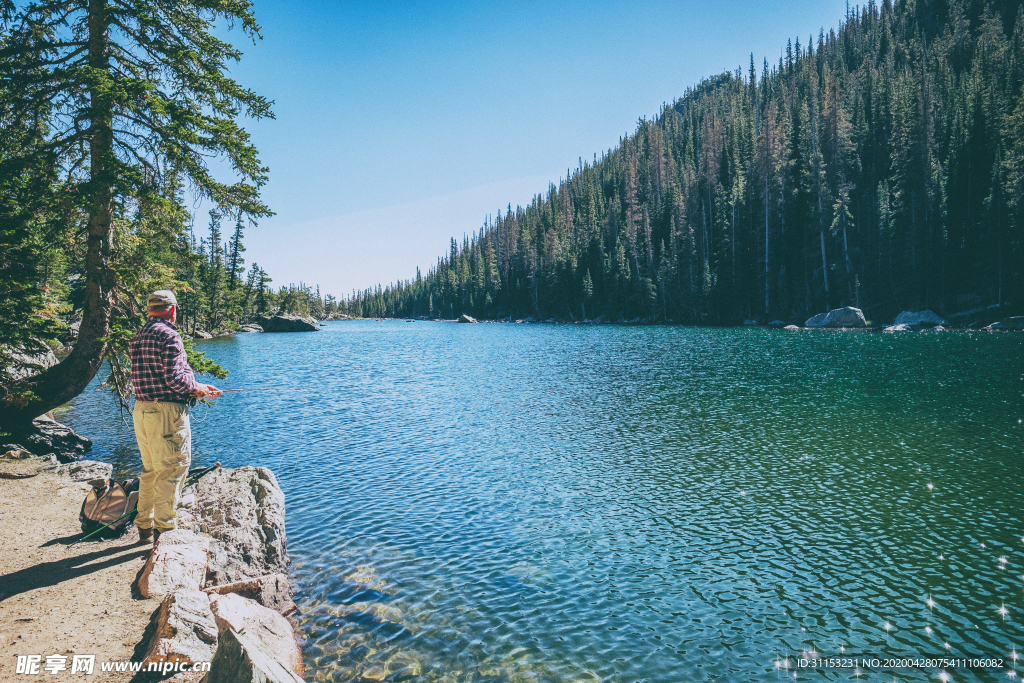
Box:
[345,0,1024,324]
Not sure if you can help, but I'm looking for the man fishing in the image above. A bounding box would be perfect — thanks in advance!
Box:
[129,290,222,543]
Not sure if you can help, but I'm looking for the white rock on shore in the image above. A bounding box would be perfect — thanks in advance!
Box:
[143,589,219,667]
[139,529,212,598]
[804,306,867,328]
[178,466,289,585]
[208,592,302,674]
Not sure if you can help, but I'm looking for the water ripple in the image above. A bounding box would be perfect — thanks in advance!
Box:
[61,323,1024,682]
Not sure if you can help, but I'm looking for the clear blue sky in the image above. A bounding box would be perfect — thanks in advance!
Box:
[221,0,850,298]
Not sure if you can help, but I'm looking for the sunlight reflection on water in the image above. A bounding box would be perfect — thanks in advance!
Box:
[63,323,1024,682]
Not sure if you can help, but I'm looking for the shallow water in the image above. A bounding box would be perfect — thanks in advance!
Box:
[63,322,1024,681]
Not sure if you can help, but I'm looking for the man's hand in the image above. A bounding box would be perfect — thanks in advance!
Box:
[193,384,222,399]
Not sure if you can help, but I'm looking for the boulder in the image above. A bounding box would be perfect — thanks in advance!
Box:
[883,324,912,333]
[7,415,92,463]
[201,627,304,683]
[208,593,301,673]
[894,310,949,327]
[2,346,59,383]
[238,324,263,333]
[457,314,477,323]
[804,306,867,328]
[783,325,801,331]
[143,589,219,667]
[48,460,113,481]
[2,448,33,460]
[203,574,296,616]
[985,316,1024,331]
[193,330,214,339]
[139,529,212,598]
[769,320,786,327]
[255,314,319,333]
[743,319,759,326]
[178,467,289,586]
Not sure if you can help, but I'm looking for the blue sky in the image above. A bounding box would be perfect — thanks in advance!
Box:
[220,0,849,297]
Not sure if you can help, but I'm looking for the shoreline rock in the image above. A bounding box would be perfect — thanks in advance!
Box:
[0,459,301,682]
[894,309,949,327]
[805,307,867,328]
[985,316,1024,331]
[2,414,92,463]
[256,314,320,333]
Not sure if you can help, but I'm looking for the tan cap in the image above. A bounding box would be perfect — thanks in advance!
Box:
[147,290,178,307]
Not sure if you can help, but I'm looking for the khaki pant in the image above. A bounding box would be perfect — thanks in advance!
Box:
[133,400,191,532]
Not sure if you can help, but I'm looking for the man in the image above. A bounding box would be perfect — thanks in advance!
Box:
[129,290,221,542]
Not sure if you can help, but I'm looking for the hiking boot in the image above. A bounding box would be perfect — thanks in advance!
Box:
[138,527,154,542]
[153,528,163,544]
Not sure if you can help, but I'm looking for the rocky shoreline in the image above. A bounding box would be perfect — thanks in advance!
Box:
[0,442,303,683]
[345,307,1023,331]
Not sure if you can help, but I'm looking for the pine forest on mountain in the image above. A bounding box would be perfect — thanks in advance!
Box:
[345,0,1024,325]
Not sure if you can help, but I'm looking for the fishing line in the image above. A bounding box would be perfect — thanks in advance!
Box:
[195,386,310,478]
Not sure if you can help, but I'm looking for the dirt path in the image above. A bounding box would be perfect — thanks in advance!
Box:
[0,468,196,682]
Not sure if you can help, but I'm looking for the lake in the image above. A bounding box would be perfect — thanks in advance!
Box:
[60,321,1024,682]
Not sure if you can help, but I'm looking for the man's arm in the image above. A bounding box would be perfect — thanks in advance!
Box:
[162,332,200,397]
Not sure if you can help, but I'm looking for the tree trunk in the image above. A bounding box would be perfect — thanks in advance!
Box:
[765,174,770,315]
[0,0,114,428]
[820,228,830,311]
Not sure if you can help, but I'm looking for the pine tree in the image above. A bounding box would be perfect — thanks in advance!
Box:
[1,0,273,426]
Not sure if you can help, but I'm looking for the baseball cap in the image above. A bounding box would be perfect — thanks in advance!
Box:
[147,290,178,307]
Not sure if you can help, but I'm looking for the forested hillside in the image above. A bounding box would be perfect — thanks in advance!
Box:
[348,0,1024,323]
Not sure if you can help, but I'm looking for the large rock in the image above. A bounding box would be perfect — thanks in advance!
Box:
[143,589,219,667]
[139,529,212,598]
[201,626,305,683]
[8,415,92,463]
[203,574,296,616]
[2,346,59,383]
[986,316,1024,331]
[178,467,289,586]
[255,314,319,333]
[894,310,949,327]
[804,306,867,328]
[883,324,912,333]
[208,593,302,674]
[457,314,477,323]
[45,460,113,481]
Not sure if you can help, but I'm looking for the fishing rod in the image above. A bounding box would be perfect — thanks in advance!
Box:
[67,462,221,548]
[219,388,307,393]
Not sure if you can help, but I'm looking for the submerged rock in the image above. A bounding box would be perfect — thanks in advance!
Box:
[255,314,319,333]
[894,310,949,327]
[804,307,867,328]
[178,467,289,586]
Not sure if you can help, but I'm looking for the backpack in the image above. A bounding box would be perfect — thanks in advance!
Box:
[79,478,140,539]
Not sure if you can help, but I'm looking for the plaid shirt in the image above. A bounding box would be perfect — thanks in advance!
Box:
[129,317,199,402]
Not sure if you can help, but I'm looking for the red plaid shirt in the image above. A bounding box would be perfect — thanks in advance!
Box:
[129,317,199,402]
